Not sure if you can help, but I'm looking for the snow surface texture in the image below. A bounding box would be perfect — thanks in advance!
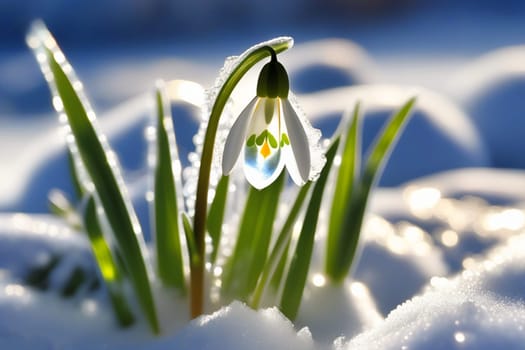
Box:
[2,36,525,349]
[344,233,525,350]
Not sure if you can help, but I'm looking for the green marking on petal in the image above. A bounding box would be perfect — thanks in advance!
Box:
[256,130,267,146]
[247,134,256,147]
[268,132,278,148]
[281,133,290,146]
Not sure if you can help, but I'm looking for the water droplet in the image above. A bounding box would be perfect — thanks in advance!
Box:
[4,284,26,297]
[52,96,64,112]
[213,266,223,277]
[81,299,98,315]
[404,186,441,218]
[145,191,154,202]
[312,273,326,287]
[454,331,466,343]
[53,51,66,64]
[350,281,368,298]
[441,229,459,247]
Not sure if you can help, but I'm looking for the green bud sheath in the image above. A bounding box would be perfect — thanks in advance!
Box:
[257,51,289,98]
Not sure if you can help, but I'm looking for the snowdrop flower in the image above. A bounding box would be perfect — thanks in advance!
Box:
[222,49,311,189]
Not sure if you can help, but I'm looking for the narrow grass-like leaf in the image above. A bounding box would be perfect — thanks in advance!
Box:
[182,212,200,267]
[60,266,86,297]
[82,195,134,327]
[327,98,416,282]
[24,255,60,290]
[362,97,416,191]
[68,151,84,200]
[152,83,185,291]
[207,175,229,264]
[280,138,340,320]
[48,189,81,229]
[251,181,311,308]
[221,171,285,301]
[325,103,361,279]
[28,23,159,333]
[269,240,290,292]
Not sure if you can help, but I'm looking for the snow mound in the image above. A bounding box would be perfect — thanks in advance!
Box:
[284,39,375,94]
[457,46,525,169]
[297,279,382,343]
[342,233,525,350]
[354,216,448,315]
[170,301,315,350]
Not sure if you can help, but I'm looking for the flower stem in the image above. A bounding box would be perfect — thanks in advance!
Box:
[190,40,293,318]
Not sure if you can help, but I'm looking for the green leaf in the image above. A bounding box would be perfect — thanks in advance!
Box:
[82,196,134,327]
[152,83,185,291]
[68,150,84,200]
[280,138,340,320]
[29,23,159,333]
[251,181,312,308]
[325,103,361,279]
[48,189,81,229]
[268,240,290,292]
[60,266,86,297]
[326,98,416,282]
[207,175,230,264]
[182,212,200,267]
[221,171,285,301]
[24,255,61,290]
[362,97,417,190]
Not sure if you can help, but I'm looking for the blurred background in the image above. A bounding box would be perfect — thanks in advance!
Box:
[1,0,525,117]
[1,0,525,50]
[1,0,525,213]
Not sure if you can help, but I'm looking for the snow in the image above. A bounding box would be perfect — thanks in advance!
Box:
[3,5,525,349]
[343,234,525,350]
[172,302,315,350]
[4,168,525,349]
[0,214,314,349]
[296,279,382,343]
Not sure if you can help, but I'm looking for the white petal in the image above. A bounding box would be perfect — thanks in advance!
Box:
[243,99,285,189]
[222,97,259,175]
[282,142,305,186]
[281,98,311,183]
[244,147,285,189]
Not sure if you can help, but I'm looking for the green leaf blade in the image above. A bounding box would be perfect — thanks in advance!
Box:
[280,138,340,320]
[251,181,312,308]
[182,212,200,267]
[328,97,416,282]
[207,175,230,264]
[325,103,361,278]
[221,172,285,301]
[82,196,134,327]
[29,23,159,333]
[153,84,185,291]
[362,97,416,191]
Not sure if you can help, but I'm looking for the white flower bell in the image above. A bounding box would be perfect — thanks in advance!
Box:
[222,50,311,190]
